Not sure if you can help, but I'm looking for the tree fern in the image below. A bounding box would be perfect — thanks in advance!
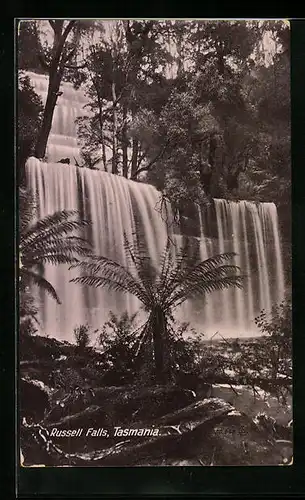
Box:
[71,233,244,382]
[19,188,92,308]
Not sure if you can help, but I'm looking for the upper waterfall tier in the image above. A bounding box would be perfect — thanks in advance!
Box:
[27,72,89,164]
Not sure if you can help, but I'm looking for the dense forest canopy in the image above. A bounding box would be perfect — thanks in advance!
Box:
[17,19,290,214]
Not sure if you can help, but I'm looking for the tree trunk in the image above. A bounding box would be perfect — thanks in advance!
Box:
[35,72,61,158]
[130,139,139,180]
[101,133,107,171]
[111,82,118,175]
[151,306,167,384]
[34,21,76,159]
[122,104,129,178]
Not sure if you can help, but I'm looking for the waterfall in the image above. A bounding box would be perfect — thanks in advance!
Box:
[26,72,89,164]
[193,199,285,338]
[23,74,286,341]
[26,158,174,339]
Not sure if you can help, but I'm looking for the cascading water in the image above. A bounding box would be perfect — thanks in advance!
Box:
[26,157,173,339]
[26,72,89,164]
[192,200,285,338]
[24,73,286,341]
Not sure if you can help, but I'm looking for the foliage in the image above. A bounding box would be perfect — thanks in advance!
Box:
[19,187,92,304]
[75,21,173,176]
[196,300,292,402]
[97,311,140,384]
[19,287,39,336]
[18,20,290,207]
[97,312,204,385]
[73,324,91,350]
[70,20,290,211]
[70,234,243,382]
[99,310,138,346]
[137,91,216,210]
[165,320,205,375]
[17,74,43,172]
[254,299,292,383]
[17,20,44,72]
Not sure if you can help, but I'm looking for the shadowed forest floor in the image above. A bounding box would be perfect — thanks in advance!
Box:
[20,334,292,467]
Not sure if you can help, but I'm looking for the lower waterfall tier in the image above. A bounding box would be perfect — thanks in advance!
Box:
[24,157,285,341]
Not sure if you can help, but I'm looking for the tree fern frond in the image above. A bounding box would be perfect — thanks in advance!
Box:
[166,251,238,297]
[182,264,241,286]
[23,239,92,267]
[20,269,61,303]
[20,200,92,306]
[24,253,81,267]
[169,274,245,309]
[155,238,175,294]
[123,233,157,301]
[69,256,151,305]
[19,187,37,232]
[20,210,91,250]
[70,274,147,303]
[159,239,192,298]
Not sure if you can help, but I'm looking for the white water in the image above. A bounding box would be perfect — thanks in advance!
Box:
[193,199,285,338]
[26,72,89,165]
[23,74,286,341]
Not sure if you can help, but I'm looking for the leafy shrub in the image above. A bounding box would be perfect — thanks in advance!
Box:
[98,311,138,347]
[98,312,205,385]
[254,299,292,381]
[196,301,293,401]
[166,320,205,374]
[19,286,39,336]
[18,73,43,174]
[73,324,91,350]
[98,311,139,384]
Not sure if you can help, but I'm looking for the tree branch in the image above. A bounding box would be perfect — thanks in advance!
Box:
[64,62,87,70]
[48,20,57,32]
[136,146,150,168]
[52,21,77,71]
[38,53,50,70]
[63,20,77,41]
[62,46,77,65]
[135,138,172,177]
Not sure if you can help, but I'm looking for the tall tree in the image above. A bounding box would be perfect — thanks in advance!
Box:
[18,20,95,159]
[77,20,172,178]
[35,21,86,158]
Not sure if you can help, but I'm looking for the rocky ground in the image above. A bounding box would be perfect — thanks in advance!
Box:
[19,334,293,467]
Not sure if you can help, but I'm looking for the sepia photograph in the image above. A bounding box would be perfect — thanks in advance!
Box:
[17,18,292,467]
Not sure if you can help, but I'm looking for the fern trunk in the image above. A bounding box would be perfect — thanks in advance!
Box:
[150,306,167,384]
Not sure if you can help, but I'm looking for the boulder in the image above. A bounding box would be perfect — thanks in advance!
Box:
[44,385,197,427]
[21,397,293,467]
[20,378,52,422]
[210,384,292,425]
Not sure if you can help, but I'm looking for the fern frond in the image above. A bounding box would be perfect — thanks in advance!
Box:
[20,210,91,250]
[123,234,156,302]
[169,274,244,309]
[23,237,92,267]
[69,256,151,306]
[20,269,61,303]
